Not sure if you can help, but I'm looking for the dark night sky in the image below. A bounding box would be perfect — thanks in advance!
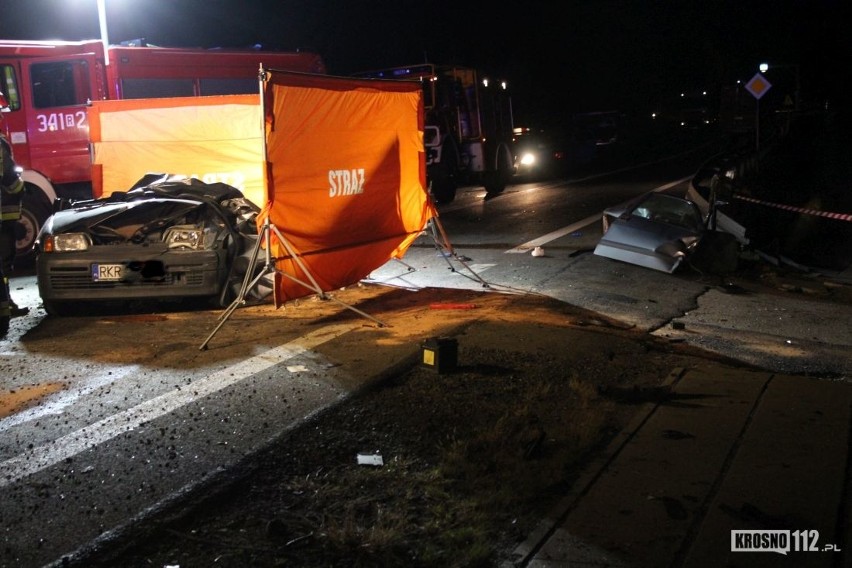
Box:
[1,1,847,126]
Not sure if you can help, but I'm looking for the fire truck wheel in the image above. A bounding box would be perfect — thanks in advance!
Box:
[484,145,514,196]
[431,176,457,204]
[18,191,53,267]
[430,164,456,203]
[484,168,512,196]
[430,140,459,204]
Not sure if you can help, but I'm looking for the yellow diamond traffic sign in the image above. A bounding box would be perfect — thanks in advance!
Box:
[745,72,772,100]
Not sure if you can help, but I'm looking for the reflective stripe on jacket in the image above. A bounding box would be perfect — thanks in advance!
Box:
[1,136,23,221]
[0,195,22,221]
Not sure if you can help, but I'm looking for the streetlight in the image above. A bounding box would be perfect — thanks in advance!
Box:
[97,0,110,65]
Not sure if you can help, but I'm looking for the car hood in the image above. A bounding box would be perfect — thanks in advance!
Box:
[37,177,258,246]
[594,216,702,273]
[43,199,205,236]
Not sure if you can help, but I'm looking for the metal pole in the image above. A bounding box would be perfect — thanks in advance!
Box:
[755,99,760,152]
[97,0,110,65]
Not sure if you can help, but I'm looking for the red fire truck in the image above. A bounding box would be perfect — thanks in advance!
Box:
[355,63,515,204]
[0,39,325,264]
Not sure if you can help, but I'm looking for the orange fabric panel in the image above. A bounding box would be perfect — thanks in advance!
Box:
[262,71,431,304]
[90,94,258,114]
[91,164,104,198]
[89,95,267,206]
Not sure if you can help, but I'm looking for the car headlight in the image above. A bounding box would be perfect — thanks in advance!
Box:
[519,152,536,166]
[163,225,205,250]
[43,233,92,253]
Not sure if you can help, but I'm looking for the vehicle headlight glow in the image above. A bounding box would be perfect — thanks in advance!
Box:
[164,226,204,250]
[520,152,536,166]
[45,233,91,252]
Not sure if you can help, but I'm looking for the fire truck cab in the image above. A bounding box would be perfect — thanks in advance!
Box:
[0,39,325,265]
[355,63,515,204]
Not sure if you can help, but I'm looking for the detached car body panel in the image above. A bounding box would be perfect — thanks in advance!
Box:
[594,192,706,273]
[35,175,262,314]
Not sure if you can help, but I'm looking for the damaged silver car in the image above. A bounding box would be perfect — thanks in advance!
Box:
[594,192,708,273]
[35,175,268,315]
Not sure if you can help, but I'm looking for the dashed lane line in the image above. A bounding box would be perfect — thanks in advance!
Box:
[0,323,357,488]
[504,176,691,254]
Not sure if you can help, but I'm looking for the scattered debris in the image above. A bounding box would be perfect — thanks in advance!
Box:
[356,452,384,466]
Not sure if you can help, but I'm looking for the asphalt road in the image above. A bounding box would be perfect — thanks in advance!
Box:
[2,121,851,566]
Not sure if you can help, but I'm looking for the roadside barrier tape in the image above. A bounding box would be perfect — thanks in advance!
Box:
[734,194,852,222]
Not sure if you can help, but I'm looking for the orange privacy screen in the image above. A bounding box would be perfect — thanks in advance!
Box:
[89,94,266,207]
[260,71,432,305]
[88,74,431,306]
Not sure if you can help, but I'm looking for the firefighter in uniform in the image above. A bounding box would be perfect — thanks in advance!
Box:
[0,179,8,335]
[0,203,7,336]
[0,133,10,335]
[1,126,27,329]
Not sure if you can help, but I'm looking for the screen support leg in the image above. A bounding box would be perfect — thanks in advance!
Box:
[200,215,386,351]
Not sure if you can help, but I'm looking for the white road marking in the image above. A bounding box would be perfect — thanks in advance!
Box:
[504,176,692,253]
[0,367,140,432]
[452,263,496,273]
[505,214,600,254]
[0,323,356,488]
[651,176,693,193]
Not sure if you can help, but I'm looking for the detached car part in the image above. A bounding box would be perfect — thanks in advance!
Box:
[594,192,707,274]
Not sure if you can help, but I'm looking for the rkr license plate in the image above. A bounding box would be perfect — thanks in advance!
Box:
[92,263,124,282]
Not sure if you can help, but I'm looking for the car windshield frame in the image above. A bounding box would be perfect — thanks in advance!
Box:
[628,194,704,232]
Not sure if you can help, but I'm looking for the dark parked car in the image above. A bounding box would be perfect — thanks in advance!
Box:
[512,127,571,179]
[35,175,268,315]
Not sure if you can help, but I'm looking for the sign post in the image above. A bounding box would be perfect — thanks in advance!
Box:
[745,72,772,151]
